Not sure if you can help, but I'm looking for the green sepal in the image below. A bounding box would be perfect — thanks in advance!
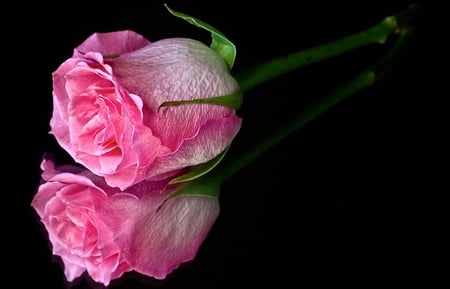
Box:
[169,147,229,185]
[165,177,221,201]
[164,3,236,69]
[159,88,243,110]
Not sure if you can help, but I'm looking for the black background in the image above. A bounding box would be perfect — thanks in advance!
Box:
[8,1,440,288]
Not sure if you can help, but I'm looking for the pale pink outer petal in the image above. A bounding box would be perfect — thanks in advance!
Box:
[110,38,240,148]
[141,116,242,180]
[127,195,220,279]
[109,37,242,179]
[72,30,151,58]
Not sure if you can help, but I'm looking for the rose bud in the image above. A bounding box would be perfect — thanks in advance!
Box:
[50,30,242,190]
[31,157,220,286]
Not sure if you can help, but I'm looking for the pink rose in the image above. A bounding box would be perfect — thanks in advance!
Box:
[50,30,242,190]
[31,157,220,286]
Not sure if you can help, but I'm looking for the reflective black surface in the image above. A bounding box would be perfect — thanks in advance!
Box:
[10,1,434,288]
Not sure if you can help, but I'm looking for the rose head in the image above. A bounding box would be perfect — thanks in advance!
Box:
[31,158,220,286]
[50,30,242,190]
[31,159,134,285]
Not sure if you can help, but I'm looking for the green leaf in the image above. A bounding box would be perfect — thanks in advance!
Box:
[164,3,237,69]
[159,88,243,110]
[169,147,230,184]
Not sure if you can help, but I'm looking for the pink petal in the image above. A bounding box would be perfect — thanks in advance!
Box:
[142,115,242,179]
[110,37,240,150]
[128,195,220,279]
[73,30,151,58]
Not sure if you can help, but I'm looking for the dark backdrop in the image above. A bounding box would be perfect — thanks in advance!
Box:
[9,1,434,288]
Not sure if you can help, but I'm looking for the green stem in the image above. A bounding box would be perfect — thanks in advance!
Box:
[168,5,420,199]
[212,25,414,184]
[234,4,420,92]
[217,71,375,183]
